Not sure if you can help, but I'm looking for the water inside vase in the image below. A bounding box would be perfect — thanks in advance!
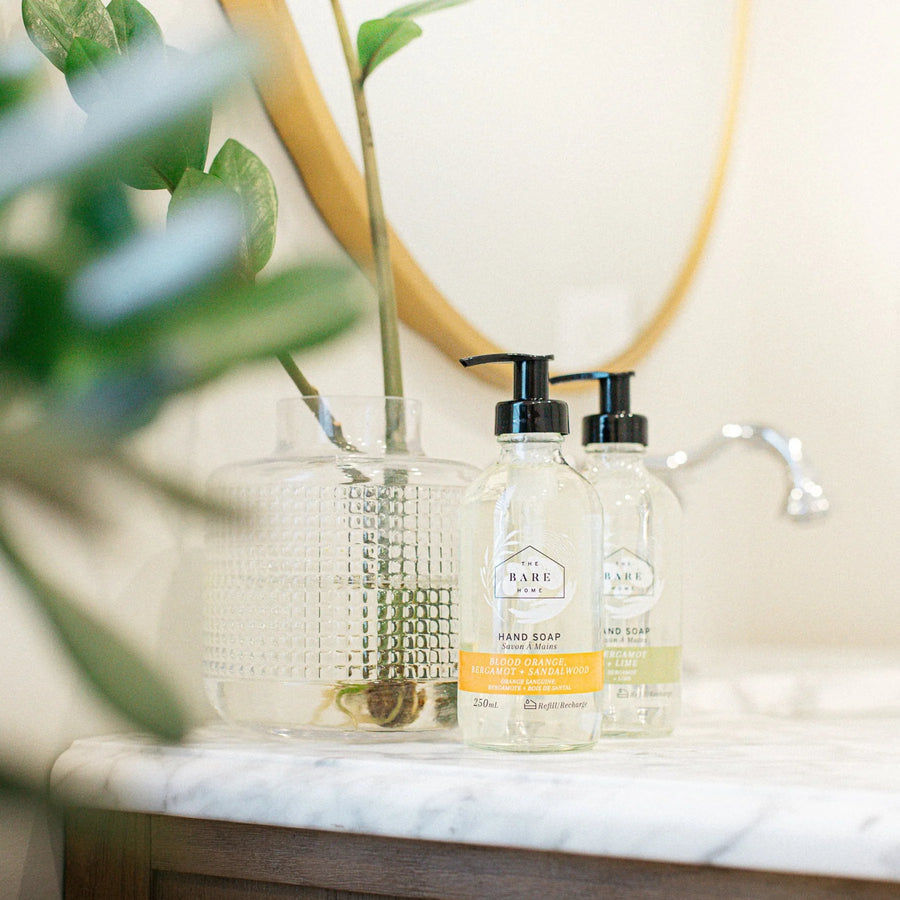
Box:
[203,477,464,733]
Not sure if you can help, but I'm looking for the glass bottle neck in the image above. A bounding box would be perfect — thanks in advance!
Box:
[498,433,566,463]
[583,442,647,467]
[585,442,646,454]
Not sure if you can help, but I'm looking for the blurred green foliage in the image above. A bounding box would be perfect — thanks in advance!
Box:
[0,0,364,795]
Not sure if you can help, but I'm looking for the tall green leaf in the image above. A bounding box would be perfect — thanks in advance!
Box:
[209,139,277,277]
[357,17,421,83]
[357,0,470,82]
[22,0,119,72]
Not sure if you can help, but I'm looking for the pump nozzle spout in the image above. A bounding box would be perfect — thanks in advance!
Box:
[460,352,568,436]
[461,353,552,400]
[550,370,647,446]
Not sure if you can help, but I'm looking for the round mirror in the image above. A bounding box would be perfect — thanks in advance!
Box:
[220,0,748,383]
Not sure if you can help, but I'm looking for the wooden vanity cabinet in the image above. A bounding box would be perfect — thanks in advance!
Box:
[64,807,900,900]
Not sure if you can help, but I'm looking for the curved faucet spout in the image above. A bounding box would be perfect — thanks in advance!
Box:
[647,424,830,521]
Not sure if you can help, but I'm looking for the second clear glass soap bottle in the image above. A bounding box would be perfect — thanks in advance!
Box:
[552,370,682,736]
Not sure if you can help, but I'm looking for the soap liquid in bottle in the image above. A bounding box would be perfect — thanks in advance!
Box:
[552,370,682,737]
[458,354,604,751]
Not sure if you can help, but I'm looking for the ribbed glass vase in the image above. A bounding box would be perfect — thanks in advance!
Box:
[203,396,476,734]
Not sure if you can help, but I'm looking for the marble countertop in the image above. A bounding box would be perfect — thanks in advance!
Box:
[51,649,900,884]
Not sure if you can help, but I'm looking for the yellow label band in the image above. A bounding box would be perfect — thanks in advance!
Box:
[459,650,604,695]
[604,646,681,685]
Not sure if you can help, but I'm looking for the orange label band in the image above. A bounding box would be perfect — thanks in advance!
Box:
[459,650,604,696]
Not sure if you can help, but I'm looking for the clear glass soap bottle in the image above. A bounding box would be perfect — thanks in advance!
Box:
[457,353,604,752]
[551,371,682,736]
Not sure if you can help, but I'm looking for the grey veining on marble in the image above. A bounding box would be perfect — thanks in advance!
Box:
[51,655,900,884]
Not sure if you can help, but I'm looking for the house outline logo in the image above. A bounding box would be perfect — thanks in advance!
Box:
[604,547,654,598]
[494,545,566,600]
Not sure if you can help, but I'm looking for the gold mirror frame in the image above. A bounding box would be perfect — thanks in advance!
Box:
[219,0,750,386]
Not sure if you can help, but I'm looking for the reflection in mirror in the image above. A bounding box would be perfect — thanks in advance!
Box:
[220,0,749,379]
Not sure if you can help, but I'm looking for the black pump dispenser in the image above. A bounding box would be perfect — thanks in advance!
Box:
[460,353,569,436]
[550,370,648,446]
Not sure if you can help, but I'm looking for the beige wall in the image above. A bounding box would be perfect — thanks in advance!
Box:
[2,1,898,895]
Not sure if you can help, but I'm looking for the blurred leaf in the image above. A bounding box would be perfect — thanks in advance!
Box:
[0,255,73,383]
[50,593,188,740]
[59,265,362,431]
[0,46,43,114]
[0,426,106,526]
[22,0,119,72]
[0,764,56,806]
[64,35,118,110]
[107,449,235,518]
[1,6,366,757]
[0,530,188,741]
[113,109,210,192]
[0,37,247,203]
[0,421,230,528]
[89,47,212,192]
[0,12,366,759]
[66,178,137,248]
[209,139,277,277]
[57,261,364,433]
[49,360,183,434]
[114,46,212,192]
[70,191,243,330]
[357,17,421,83]
[106,0,164,55]
[157,264,366,390]
[0,770,39,799]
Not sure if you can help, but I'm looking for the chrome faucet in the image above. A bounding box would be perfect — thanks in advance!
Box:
[647,424,829,521]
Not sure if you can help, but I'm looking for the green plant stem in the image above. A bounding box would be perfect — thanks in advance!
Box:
[330,0,406,450]
[329,2,414,709]
[276,352,356,452]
